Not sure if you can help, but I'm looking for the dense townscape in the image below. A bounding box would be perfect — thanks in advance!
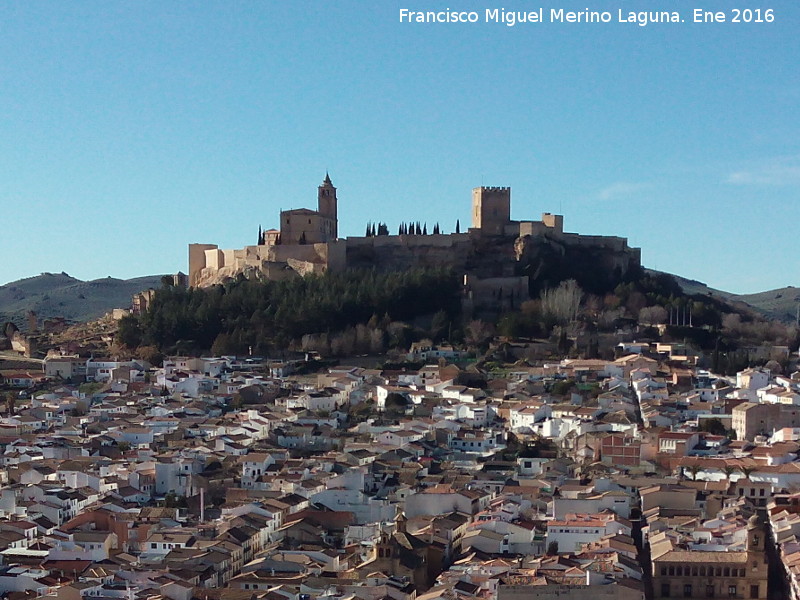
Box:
[0,338,799,600]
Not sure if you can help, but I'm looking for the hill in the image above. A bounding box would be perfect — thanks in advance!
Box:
[651,270,799,324]
[0,272,164,328]
[735,287,800,323]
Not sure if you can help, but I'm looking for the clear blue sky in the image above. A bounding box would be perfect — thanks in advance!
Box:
[1,0,797,294]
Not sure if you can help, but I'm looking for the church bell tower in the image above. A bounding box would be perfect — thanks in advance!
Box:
[318,172,338,239]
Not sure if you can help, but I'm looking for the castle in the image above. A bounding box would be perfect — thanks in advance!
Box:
[189,175,641,312]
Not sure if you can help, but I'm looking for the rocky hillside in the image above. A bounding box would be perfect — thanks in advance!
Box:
[0,272,164,329]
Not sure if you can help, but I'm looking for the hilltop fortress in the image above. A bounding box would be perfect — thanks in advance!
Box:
[189,175,641,312]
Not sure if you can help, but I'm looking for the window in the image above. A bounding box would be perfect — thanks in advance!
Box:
[724,567,730,577]
[728,586,737,598]
[661,583,671,597]
[707,584,715,598]
[700,567,706,576]
[669,566,675,576]
[151,543,157,549]
[750,585,759,598]
[684,584,693,597]
[661,567,668,576]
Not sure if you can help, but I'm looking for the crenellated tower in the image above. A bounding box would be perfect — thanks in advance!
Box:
[472,186,511,235]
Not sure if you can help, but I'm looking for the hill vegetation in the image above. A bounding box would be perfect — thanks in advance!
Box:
[0,272,164,327]
[117,268,462,356]
[116,267,799,373]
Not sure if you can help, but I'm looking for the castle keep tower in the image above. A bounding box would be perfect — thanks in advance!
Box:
[318,172,338,239]
[472,186,511,235]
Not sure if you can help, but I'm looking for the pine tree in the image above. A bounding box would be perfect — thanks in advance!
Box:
[366,222,371,237]
[456,219,461,233]
[258,225,263,246]
[433,223,440,235]
[423,223,428,235]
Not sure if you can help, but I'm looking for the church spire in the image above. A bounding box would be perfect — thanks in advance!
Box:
[323,171,332,185]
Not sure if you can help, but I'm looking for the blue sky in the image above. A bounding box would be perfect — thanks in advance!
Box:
[0,0,797,294]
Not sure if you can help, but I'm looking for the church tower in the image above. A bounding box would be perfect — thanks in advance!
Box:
[318,172,338,239]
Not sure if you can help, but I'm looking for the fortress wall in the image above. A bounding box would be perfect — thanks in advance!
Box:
[224,249,240,266]
[321,240,347,272]
[541,213,564,232]
[464,275,530,312]
[518,222,550,237]
[561,232,629,252]
[189,243,218,287]
[287,257,328,277]
[268,243,323,263]
[205,248,225,269]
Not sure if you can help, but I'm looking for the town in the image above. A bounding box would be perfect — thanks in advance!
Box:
[0,336,799,600]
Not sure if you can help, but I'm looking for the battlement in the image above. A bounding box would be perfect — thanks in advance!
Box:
[476,186,510,192]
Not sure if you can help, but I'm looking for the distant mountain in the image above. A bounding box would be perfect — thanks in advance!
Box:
[0,272,165,328]
[651,270,799,324]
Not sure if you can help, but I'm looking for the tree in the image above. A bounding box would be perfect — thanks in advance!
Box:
[740,466,756,480]
[765,359,783,374]
[699,417,727,436]
[465,320,494,349]
[430,310,449,341]
[686,464,702,481]
[550,379,575,396]
[540,280,583,325]
[455,219,460,233]
[546,541,559,555]
[117,315,143,348]
[638,305,668,326]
